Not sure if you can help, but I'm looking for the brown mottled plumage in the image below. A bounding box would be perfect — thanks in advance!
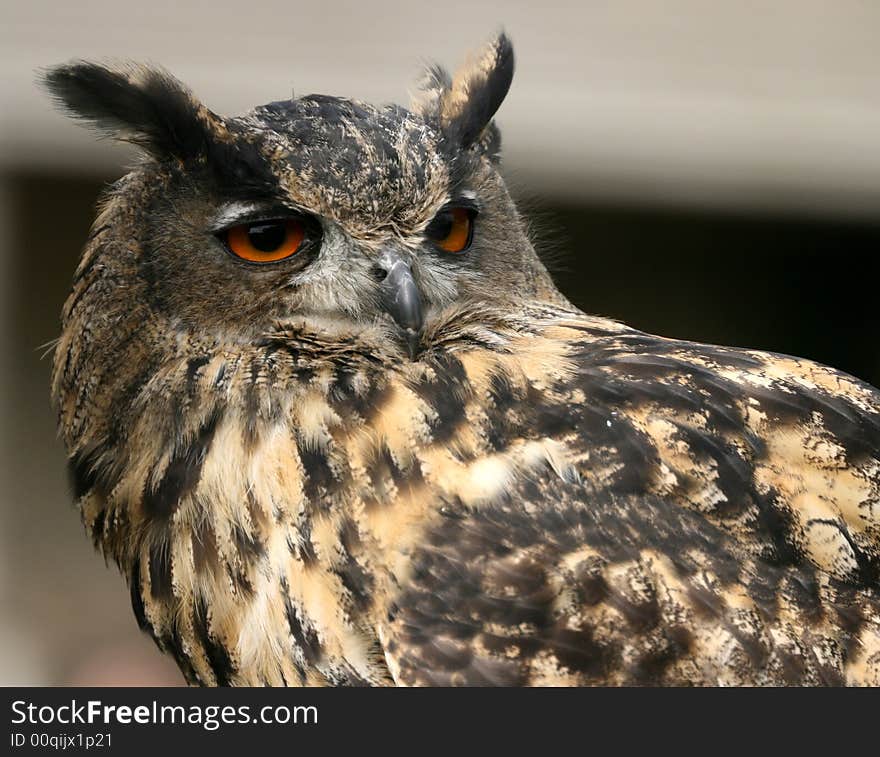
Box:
[46,35,880,686]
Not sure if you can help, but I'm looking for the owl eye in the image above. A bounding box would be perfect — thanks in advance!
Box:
[425,206,476,253]
[223,218,305,263]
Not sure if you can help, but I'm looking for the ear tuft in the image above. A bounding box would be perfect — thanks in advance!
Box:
[410,63,452,118]
[439,33,514,153]
[42,61,217,160]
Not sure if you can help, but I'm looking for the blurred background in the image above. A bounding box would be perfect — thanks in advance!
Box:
[2,0,880,685]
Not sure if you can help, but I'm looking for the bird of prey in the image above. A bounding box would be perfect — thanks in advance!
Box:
[44,34,880,686]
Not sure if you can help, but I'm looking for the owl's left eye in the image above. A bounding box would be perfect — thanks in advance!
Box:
[425,206,477,253]
[222,218,306,264]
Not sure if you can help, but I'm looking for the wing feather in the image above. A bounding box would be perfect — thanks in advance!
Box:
[382,321,880,685]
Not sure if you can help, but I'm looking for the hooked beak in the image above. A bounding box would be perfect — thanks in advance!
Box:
[377,249,423,359]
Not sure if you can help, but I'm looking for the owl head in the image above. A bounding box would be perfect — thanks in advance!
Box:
[45,34,563,365]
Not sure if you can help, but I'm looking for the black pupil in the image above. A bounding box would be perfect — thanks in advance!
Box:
[426,211,454,240]
[247,221,287,252]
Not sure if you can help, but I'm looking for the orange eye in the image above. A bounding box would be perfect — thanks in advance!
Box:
[224,218,305,263]
[425,206,475,253]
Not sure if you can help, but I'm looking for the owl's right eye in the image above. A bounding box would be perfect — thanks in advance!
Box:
[425,206,476,253]
[223,219,305,264]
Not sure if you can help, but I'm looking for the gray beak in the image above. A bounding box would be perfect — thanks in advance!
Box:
[377,249,423,358]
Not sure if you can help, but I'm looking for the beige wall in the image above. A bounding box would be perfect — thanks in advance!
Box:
[3,0,880,214]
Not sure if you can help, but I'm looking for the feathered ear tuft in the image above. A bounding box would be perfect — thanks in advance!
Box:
[42,61,218,160]
[410,63,452,118]
[412,33,514,159]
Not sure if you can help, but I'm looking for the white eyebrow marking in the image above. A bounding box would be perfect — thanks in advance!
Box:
[211,201,265,229]
[459,190,477,201]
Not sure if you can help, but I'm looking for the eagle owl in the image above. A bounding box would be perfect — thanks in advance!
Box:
[45,34,880,686]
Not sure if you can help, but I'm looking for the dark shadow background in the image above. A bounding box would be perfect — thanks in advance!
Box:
[538,199,880,386]
[3,169,880,685]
